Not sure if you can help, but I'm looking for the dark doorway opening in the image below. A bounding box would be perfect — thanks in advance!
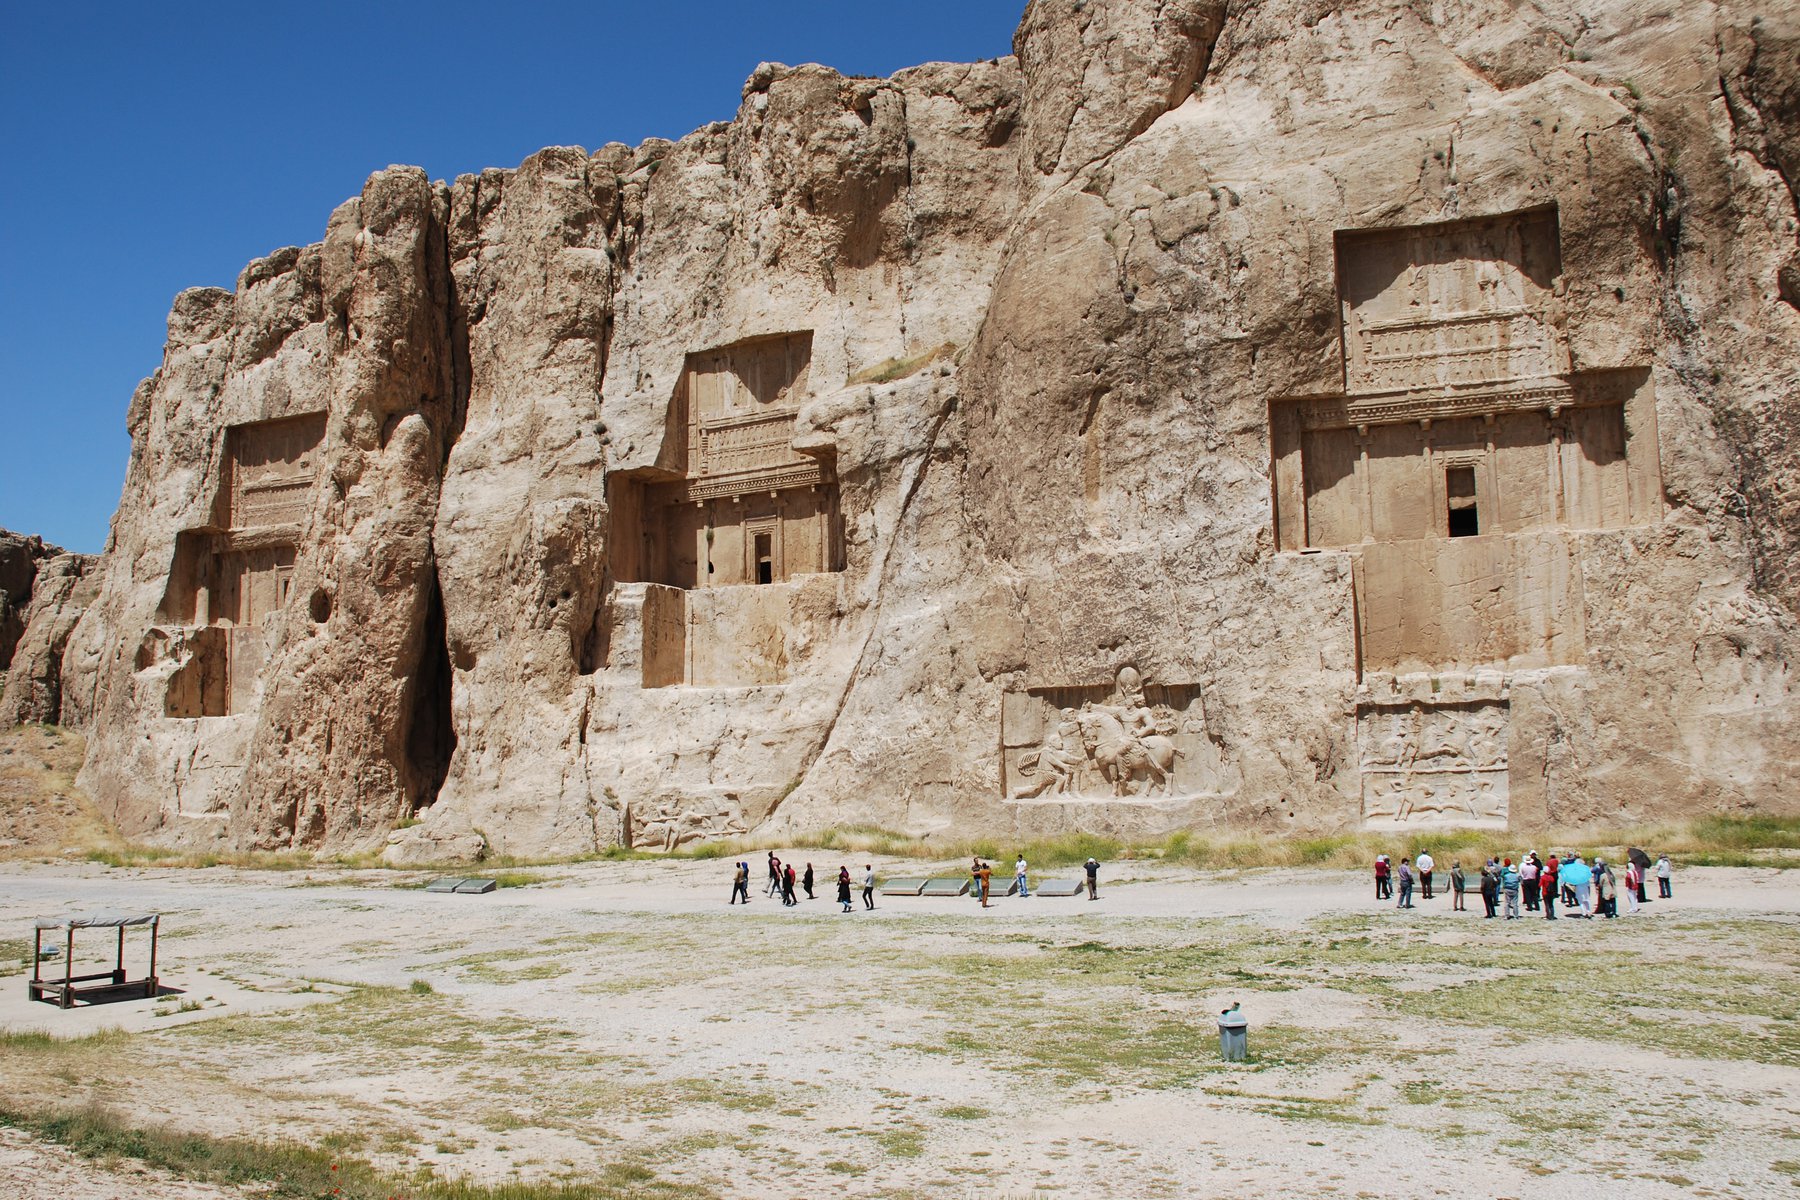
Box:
[755,532,774,585]
[1446,467,1480,537]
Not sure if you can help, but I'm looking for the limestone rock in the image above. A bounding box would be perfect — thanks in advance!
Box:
[0,530,63,680]
[61,0,1800,858]
[0,554,100,726]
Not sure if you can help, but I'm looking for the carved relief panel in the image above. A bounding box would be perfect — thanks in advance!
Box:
[1357,695,1509,829]
[1001,667,1237,802]
[225,413,326,529]
[1337,208,1567,396]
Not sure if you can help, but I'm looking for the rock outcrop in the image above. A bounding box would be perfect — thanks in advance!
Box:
[0,554,100,726]
[1,530,63,682]
[59,0,1800,857]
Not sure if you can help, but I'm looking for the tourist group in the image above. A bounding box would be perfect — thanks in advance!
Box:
[728,852,1104,908]
[728,854,878,911]
[1374,850,1675,918]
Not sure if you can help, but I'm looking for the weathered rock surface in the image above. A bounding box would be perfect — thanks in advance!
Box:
[0,554,100,726]
[60,0,1800,857]
[0,530,63,683]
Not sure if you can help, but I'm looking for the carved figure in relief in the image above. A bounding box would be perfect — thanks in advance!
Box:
[630,797,747,851]
[1072,666,1183,796]
[1396,779,1464,821]
[1362,776,1404,820]
[1422,716,1472,767]
[1013,709,1084,798]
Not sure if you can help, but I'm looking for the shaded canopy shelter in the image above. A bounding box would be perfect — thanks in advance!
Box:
[29,912,160,1009]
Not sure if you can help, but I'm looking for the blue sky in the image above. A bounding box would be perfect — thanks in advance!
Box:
[0,1,1022,553]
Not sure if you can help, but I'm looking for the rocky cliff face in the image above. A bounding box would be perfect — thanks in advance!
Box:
[58,0,1800,858]
[1,531,63,678]
[0,553,100,727]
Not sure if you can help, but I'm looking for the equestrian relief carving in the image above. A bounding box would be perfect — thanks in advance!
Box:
[1002,667,1237,803]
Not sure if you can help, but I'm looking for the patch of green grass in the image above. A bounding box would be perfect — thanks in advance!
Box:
[0,1102,714,1199]
[873,1127,926,1158]
[0,1027,131,1054]
[937,1105,989,1120]
[0,937,29,975]
[85,845,319,871]
[410,978,435,995]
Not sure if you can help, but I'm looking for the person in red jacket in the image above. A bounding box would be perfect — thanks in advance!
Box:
[1540,854,1559,920]
[1374,855,1391,900]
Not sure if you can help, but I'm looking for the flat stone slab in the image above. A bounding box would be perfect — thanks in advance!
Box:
[920,877,970,897]
[425,878,466,893]
[987,877,1020,897]
[880,878,929,896]
[1034,879,1084,897]
[453,878,498,894]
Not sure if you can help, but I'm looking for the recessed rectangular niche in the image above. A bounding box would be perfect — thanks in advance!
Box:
[154,412,325,716]
[611,332,843,592]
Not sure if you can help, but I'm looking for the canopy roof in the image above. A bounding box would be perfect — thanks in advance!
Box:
[34,912,160,932]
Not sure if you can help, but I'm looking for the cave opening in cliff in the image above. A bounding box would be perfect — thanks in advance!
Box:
[405,575,456,812]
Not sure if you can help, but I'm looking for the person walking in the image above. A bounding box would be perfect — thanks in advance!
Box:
[1623,860,1640,914]
[1540,854,1559,920]
[1596,859,1618,918]
[862,864,876,910]
[1479,859,1498,918]
[782,864,798,907]
[1520,853,1540,912]
[730,860,750,904]
[1374,855,1391,900]
[977,860,993,908]
[1084,856,1100,900]
[1396,858,1414,909]
[1450,860,1467,911]
[1502,857,1521,918]
[765,852,783,897]
[1015,854,1030,899]
[1417,850,1435,900]
[802,863,816,900]
[837,866,853,912]
[1656,854,1673,898]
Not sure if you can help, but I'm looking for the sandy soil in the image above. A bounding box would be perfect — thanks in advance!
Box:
[1,855,1797,1199]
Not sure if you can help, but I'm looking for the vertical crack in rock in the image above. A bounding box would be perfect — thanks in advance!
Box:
[404,568,456,813]
[762,390,959,823]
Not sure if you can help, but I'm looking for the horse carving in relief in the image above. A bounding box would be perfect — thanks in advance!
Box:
[1077,707,1183,797]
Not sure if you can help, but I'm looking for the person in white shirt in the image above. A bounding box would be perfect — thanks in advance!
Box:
[862,865,876,910]
[1416,851,1435,900]
[1015,855,1030,898]
[1656,854,1673,898]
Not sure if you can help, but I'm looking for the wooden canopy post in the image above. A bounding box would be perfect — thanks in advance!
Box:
[115,925,126,985]
[31,926,41,988]
[148,916,159,997]
[63,924,74,1009]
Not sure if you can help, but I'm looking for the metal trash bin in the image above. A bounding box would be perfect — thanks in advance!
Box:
[1217,1009,1248,1062]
